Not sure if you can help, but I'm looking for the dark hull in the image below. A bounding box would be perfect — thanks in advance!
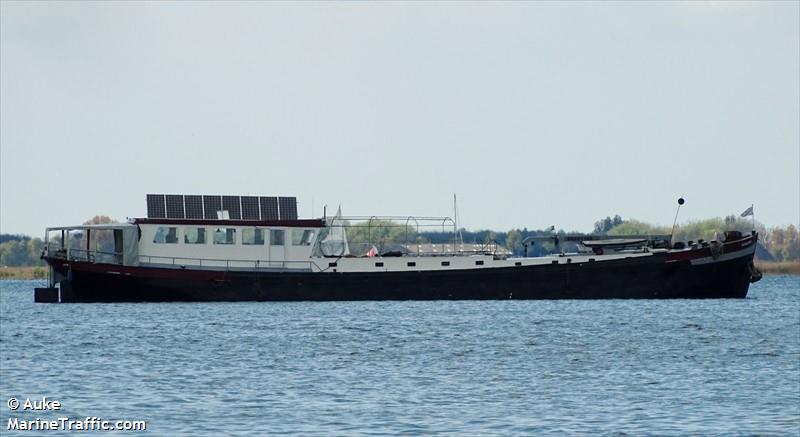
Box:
[42,249,757,302]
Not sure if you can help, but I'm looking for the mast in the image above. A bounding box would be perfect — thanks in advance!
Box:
[453,194,463,247]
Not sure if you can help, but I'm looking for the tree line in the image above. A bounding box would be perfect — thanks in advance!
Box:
[0,216,117,267]
[416,214,798,261]
[2,214,797,267]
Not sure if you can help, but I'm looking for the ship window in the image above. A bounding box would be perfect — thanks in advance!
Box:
[441,261,450,266]
[292,229,316,246]
[375,262,384,267]
[407,261,416,267]
[153,227,178,244]
[270,229,285,246]
[184,228,206,244]
[475,260,484,266]
[242,228,265,245]
[214,228,236,245]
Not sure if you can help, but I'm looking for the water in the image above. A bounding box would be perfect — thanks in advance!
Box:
[1,277,798,436]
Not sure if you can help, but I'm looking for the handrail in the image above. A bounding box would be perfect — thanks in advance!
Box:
[328,215,456,230]
[61,248,123,264]
[137,255,321,271]
[333,215,456,222]
[325,215,459,257]
[45,245,321,271]
[403,216,420,255]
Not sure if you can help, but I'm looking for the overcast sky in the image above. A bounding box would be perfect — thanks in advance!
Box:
[2,1,798,237]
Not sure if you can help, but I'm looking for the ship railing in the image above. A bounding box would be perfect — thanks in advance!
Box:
[137,255,320,271]
[321,216,512,258]
[321,215,461,255]
[344,240,507,258]
[65,248,123,265]
[44,242,68,259]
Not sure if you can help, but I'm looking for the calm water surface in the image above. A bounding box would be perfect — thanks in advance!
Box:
[1,277,798,435]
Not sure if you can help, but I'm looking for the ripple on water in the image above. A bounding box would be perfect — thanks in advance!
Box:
[0,278,798,435]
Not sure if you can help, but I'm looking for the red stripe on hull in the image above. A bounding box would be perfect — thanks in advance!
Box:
[665,234,756,263]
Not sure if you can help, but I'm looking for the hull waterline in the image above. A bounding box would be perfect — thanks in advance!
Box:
[41,249,757,302]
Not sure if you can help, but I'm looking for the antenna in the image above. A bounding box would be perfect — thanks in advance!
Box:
[453,193,457,229]
[670,197,685,244]
[453,194,463,245]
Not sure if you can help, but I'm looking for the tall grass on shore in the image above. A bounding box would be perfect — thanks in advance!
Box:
[0,267,47,280]
[755,261,800,275]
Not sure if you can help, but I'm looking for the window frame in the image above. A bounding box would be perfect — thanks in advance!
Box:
[242,228,265,246]
[184,227,207,245]
[213,228,237,245]
[270,229,285,246]
[153,227,179,244]
[291,229,317,246]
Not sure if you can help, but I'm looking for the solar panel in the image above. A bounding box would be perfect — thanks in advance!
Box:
[146,194,166,218]
[260,197,279,220]
[146,194,296,221]
[184,195,204,219]
[166,195,185,219]
[241,196,260,220]
[279,197,297,220]
[203,195,222,219]
[222,196,242,219]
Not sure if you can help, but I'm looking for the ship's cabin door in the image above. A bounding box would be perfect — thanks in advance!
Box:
[268,229,286,268]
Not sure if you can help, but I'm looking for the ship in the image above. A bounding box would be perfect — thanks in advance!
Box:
[34,194,762,302]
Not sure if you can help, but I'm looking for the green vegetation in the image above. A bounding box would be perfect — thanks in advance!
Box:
[2,213,797,278]
[762,225,800,262]
[345,219,420,248]
[594,215,625,234]
[337,215,798,262]
[607,215,799,262]
[0,215,118,268]
[0,235,44,267]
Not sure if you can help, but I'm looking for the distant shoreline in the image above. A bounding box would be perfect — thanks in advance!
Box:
[755,261,800,275]
[1,262,798,280]
[0,266,47,280]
